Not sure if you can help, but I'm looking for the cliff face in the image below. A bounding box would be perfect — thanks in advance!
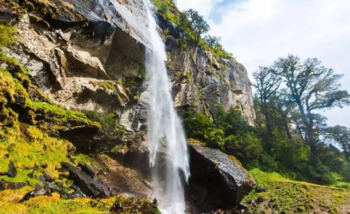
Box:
[2,0,255,137]
[0,0,255,212]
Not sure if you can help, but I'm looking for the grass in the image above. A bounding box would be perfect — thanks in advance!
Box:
[244,169,350,213]
[0,193,159,214]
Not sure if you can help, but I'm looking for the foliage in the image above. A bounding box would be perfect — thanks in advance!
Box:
[272,55,350,154]
[153,0,233,59]
[186,104,262,164]
[186,110,224,149]
[341,166,350,182]
[84,111,126,136]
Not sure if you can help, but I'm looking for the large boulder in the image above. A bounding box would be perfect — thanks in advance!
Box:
[61,162,113,198]
[188,143,254,212]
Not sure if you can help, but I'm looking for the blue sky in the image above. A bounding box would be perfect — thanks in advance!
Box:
[176,0,350,128]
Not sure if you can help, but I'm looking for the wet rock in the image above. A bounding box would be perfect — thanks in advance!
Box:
[188,143,254,212]
[8,161,17,177]
[61,162,112,198]
[0,180,26,190]
[20,184,53,202]
[78,163,96,178]
[256,185,266,192]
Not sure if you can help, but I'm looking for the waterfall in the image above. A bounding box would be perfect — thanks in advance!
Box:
[143,1,190,214]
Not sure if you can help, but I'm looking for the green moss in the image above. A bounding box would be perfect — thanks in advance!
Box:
[0,124,73,185]
[244,169,350,213]
[89,81,116,91]
[0,22,16,48]
[24,99,99,129]
[84,111,126,136]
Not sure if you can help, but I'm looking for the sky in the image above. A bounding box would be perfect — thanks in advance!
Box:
[176,0,350,127]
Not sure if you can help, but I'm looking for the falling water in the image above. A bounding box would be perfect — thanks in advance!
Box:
[143,1,190,214]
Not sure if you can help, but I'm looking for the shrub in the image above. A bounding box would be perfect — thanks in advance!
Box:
[340,165,350,182]
[158,2,169,15]
[301,156,336,185]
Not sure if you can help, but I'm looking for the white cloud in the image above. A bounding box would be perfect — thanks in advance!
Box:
[176,0,350,127]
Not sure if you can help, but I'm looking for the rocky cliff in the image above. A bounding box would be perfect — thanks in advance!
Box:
[0,0,255,213]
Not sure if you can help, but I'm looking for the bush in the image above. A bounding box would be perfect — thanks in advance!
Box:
[158,2,169,15]
[341,165,350,182]
[185,110,224,149]
[301,156,336,185]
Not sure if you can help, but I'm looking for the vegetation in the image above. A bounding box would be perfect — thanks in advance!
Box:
[0,193,159,214]
[0,22,16,48]
[243,169,350,213]
[153,0,233,59]
[186,54,350,186]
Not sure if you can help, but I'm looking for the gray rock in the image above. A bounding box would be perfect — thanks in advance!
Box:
[8,161,17,177]
[61,162,112,198]
[189,143,254,212]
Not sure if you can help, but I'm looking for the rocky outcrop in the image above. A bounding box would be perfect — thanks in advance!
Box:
[61,162,113,198]
[188,143,255,212]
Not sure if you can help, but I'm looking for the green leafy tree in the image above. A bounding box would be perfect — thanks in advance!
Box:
[253,67,282,138]
[204,35,221,48]
[183,9,210,43]
[325,125,350,162]
[272,55,350,155]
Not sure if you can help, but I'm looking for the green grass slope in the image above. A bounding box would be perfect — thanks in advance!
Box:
[244,169,350,214]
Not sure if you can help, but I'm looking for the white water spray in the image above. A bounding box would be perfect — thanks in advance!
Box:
[143,1,190,214]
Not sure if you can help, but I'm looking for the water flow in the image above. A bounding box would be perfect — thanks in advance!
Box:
[143,1,190,214]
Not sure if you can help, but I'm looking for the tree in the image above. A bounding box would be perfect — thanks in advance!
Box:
[325,125,350,162]
[268,92,294,139]
[183,9,210,43]
[272,55,350,155]
[204,35,221,48]
[253,67,282,138]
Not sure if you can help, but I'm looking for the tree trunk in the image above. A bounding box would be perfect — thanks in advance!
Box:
[297,101,317,155]
[341,143,350,162]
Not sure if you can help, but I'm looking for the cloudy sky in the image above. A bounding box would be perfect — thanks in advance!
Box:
[176,0,350,127]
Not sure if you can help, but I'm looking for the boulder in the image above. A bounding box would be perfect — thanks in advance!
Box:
[8,161,17,177]
[188,143,254,212]
[0,180,26,190]
[61,162,112,198]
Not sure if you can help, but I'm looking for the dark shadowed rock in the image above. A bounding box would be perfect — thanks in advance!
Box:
[78,163,96,178]
[61,162,112,198]
[256,185,266,192]
[0,180,26,190]
[8,161,17,177]
[188,143,254,212]
[257,196,265,203]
